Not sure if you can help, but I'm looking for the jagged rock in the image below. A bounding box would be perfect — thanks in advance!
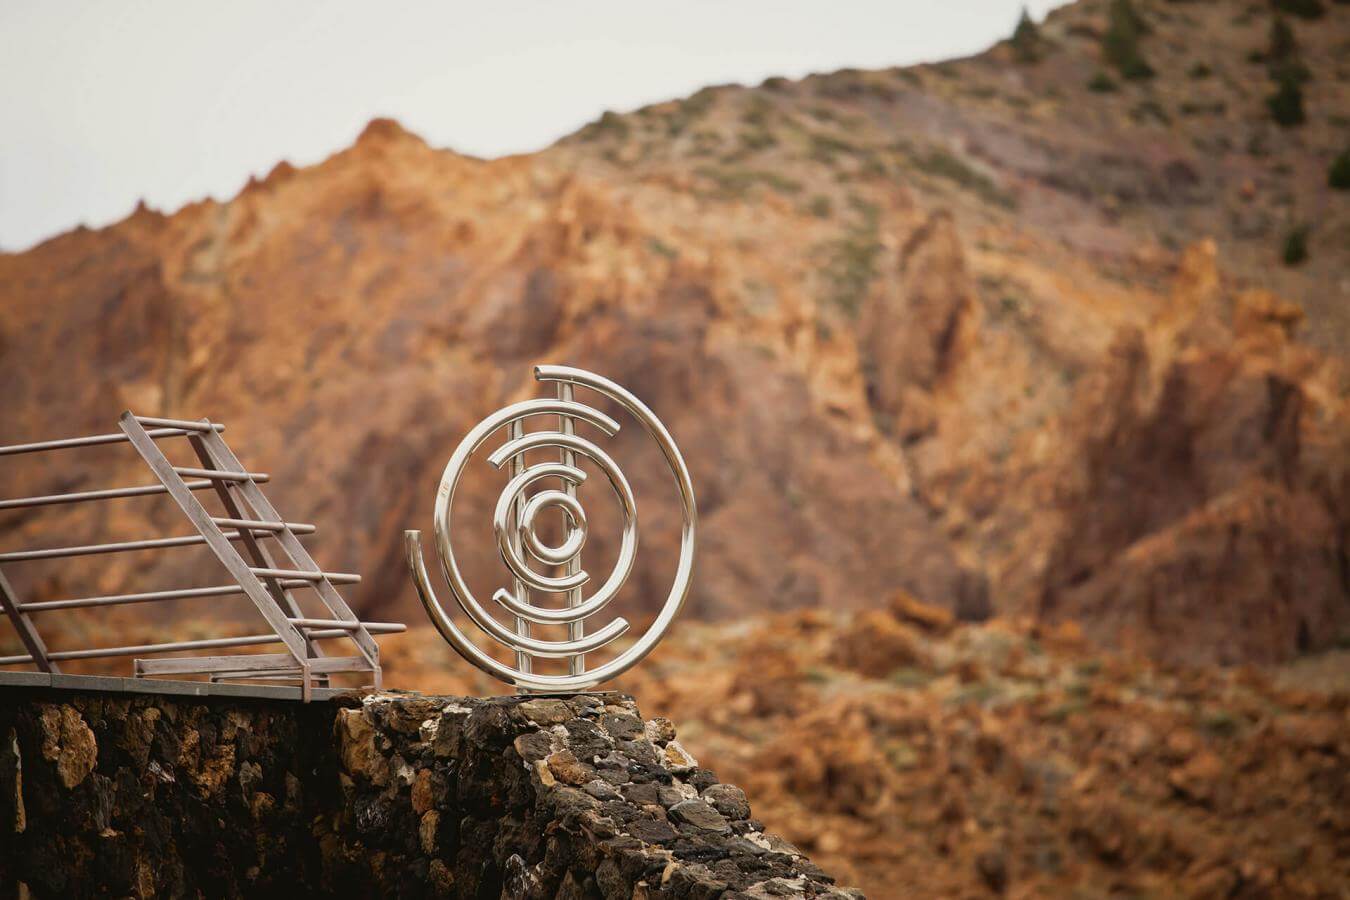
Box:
[670,799,732,834]
[37,704,96,789]
[663,740,699,773]
[547,749,597,786]
[703,784,751,821]
[0,688,855,897]
[889,591,955,634]
[645,718,677,745]
[829,610,928,678]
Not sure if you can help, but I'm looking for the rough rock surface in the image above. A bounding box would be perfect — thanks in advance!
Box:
[0,687,858,899]
[2,4,1347,668]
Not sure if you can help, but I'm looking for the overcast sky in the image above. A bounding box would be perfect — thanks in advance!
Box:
[0,1,1066,251]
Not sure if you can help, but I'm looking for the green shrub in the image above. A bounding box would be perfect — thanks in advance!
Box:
[807,195,833,218]
[666,88,718,136]
[1267,72,1306,126]
[908,147,1017,209]
[1329,149,1350,189]
[1010,7,1044,63]
[1281,224,1309,265]
[580,111,630,142]
[807,132,859,166]
[1087,70,1119,92]
[738,129,778,153]
[1103,0,1155,79]
[1131,99,1172,125]
[695,166,802,199]
[1272,0,1325,19]
[1265,17,1310,82]
[1187,61,1213,78]
[819,200,882,317]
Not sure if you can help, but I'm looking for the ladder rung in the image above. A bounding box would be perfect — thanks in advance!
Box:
[172,466,267,482]
[248,567,361,584]
[0,527,308,562]
[136,652,297,675]
[19,579,345,612]
[210,517,315,534]
[132,416,218,432]
[288,618,406,633]
[138,654,372,677]
[0,633,294,665]
[0,479,224,510]
[0,627,403,665]
[0,425,225,457]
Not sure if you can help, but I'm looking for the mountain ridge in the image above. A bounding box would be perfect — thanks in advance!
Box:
[1,0,1347,668]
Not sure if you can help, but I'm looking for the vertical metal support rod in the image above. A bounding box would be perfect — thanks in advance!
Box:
[0,566,58,673]
[187,435,329,688]
[508,419,532,683]
[558,382,584,676]
[117,413,311,665]
[195,427,381,671]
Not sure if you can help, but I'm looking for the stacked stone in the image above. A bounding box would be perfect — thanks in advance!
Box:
[334,692,863,899]
[0,686,860,898]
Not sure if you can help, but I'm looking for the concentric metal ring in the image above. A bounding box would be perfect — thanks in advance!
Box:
[405,365,697,692]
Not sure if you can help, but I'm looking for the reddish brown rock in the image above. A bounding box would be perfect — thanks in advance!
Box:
[1,0,1347,673]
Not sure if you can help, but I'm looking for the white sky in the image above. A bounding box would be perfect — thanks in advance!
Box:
[0,1,1066,251]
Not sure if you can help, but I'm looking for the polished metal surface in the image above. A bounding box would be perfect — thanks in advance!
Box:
[406,365,697,693]
[0,412,402,700]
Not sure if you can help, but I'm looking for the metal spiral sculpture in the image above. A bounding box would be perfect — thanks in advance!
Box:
[405,366,696,692]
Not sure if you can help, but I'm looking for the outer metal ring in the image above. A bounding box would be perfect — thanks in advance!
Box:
[405,365,697,692]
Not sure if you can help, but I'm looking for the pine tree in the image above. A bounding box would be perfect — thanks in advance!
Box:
[1262,15,1309,126]
[1272,0,1326,21]
[1010,7,1043,64]
[1266,17,1309,82]
[1102,0,1154,80]
[1267,73,1306,126]
[1330,149,1350,190]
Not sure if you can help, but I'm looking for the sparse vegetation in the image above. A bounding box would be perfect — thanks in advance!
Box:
[1102,0,1155,79]
[1010,7,1045,64]
[807,195,833,218]
[1131,98,1173,125]
[819,198,882,317]
[1187,61,1213,79]
[903,145,1018,209]
[1329,149,1350,189]
[808,131,860,166]
[1088,71,1120,92]
[579,110,630,142]
[1261,16,1310,127]
[1267,73,1306,126]
[647,237,678,260]
[813,68,898,102]
[1265,17,1310,82]
[1179,99,1227,116]
[1282,224,1310,264]
[695,166,803,200]
[893,68,922,88]
[666,87,718,137]
[738,129,778,154]
[742,96,773,129]
[1272,0,1326,19]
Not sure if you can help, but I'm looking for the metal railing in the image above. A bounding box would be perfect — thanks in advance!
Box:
[0,412,403,700]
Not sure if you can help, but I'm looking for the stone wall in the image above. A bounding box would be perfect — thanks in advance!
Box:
[0,686,859,898]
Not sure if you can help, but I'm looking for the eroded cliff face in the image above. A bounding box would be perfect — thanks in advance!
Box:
[0,686,856,899]
[2,2,1348,666]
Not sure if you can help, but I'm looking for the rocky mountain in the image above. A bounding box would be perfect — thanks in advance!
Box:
[373,598,1350,899]
[1,0,1348,666]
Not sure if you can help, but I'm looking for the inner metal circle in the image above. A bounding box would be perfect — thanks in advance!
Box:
[519,489,587,565]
